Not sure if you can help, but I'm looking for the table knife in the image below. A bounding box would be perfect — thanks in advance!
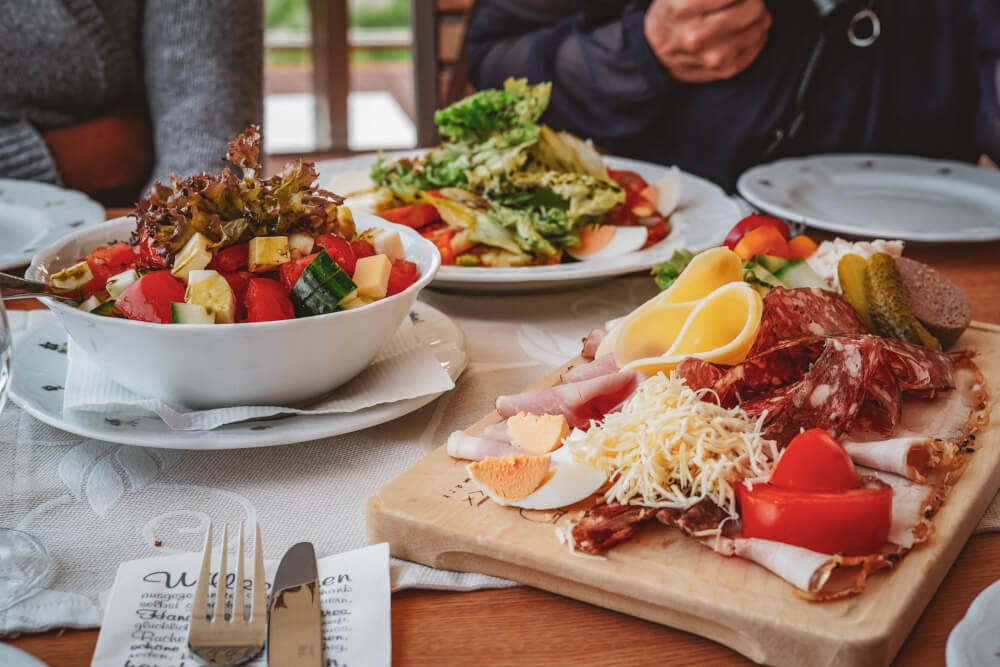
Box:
[267,542,323,666]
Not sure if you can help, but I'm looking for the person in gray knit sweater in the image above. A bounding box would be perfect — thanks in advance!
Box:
[0,0,263,204]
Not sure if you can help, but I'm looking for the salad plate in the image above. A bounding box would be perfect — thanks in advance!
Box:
[946,578,1000,667]
[737,154,1000,242]
[0,179,104,271]
[317,152,742,293]
[9,301,467,450]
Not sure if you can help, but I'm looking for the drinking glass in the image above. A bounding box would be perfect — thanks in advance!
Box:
[0,300,54,612]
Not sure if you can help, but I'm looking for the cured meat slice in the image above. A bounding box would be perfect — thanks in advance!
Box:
[675,357,725,394]
[758,338,879,442]
[580,328,606,360]
[857,467,945,549]
[853,363,902,436]
[480,421,511,442]
[707,536,895,601]
[750,287,867,356]
[842,437,963,484]
[447,431,521,461]
[561,353,619,384]
[569,503,657,555]
[879,338,955,393]
[496,371,645,429]
[713,337,827,406]
[654,498,732,537]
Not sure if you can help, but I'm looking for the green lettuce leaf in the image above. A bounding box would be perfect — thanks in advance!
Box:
[651,249,695,290]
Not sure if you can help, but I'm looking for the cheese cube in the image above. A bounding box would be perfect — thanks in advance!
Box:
[106,269,139,300]
[50,260,94,291]
[371,229,405,262]
[288,232,315,259]
[185,270,236,323]
[171,232,212,282]
[78,295,102,312]
[353,254,391,299]
[248,236,290,272]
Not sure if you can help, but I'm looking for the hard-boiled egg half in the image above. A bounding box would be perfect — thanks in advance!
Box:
[467,445,606,511]
[567,225,648,261]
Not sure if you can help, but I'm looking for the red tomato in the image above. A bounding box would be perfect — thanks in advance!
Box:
[417,221,448,238]
[603,203,632,227]
[206,243,249,272]
[83,242,135,296]
[723,213,790,250]
[386,259,419,296]
[115,271,186,323]
[278,252,319,293]
[377,203,440,228]
[314,234,356,275]
[430,229,457,265]
[737,483,892,556]
[245,277,295,322]
[769,429,858,492]
[351,239,375,260]
[607,169,649,195]
[220,271,252,321]
[642,218,669,248]
[134,229,168,269]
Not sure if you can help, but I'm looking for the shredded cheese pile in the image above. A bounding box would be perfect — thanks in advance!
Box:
[564,372,779,516]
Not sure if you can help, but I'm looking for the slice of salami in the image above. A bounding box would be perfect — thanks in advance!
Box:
[714,337,827,406]
[675,358,725,395]
[854,362,903,436]
[878,338,956,393]
[750,287,867,356]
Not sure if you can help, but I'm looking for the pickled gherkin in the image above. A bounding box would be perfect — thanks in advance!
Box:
[863,253,941,350]
[837,253,875,331]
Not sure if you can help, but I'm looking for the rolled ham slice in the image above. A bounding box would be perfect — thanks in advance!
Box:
[447,431,522,461]
[496,370,645,430]
[857,466,945,549]
[707,536,894,601]
[480,421,511,442]
[842,437,963,483]
[561,354,619,384]
[580,328,606,360]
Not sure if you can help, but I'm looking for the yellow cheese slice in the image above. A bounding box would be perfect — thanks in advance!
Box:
[596,246,744,358]
[620,282,763,376]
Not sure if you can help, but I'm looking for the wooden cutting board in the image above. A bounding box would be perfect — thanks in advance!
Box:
[367,323,1000,667]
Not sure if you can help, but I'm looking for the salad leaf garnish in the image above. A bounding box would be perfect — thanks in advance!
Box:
[652,249,696,290]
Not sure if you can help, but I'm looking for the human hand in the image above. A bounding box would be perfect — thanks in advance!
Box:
[644,0,772,83]
[43,110,153,196]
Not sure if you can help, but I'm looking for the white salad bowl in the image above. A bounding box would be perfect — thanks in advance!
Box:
[27,213,441,408]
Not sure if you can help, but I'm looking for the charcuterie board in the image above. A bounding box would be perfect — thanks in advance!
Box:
[366,323,1000,667]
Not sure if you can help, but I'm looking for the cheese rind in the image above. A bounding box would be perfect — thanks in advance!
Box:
[353,254,392,298]
[506,413,569,455]
[467,455,551,500]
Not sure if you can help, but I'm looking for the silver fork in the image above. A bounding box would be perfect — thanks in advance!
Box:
[188,523,267,665]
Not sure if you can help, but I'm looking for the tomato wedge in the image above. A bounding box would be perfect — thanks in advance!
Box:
[386,259,419,296]
[220,270,252,321]
[134,229,168,269]
[115,271,186,323]
[769,429,858,492]
[607,169,648,195]
[737,483,892,556]
[206,243,249,272]
[245,277,295,322]
[278,252,319,293]
[84,242,135,296]
[351,239,375,260]
[314,234,356,275]
[723,213,790,250]
[378,203,440,228]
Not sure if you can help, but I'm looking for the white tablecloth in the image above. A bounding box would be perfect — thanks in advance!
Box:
[2,276,998,637]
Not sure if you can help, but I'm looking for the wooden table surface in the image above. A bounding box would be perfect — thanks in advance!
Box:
[6,211,1000,666]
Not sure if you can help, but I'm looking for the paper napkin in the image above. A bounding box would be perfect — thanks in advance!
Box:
[63,317,455,430]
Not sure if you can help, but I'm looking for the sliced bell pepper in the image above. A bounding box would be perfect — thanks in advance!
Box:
[377,203,440,228]
[769,428,858,492]
[314,234,356,276]
[723,213,790,250]
[737,483,892,556]
[733,225,793,261]
[350,239,375,260]
[278,252,320,293]
[244,277,295,322]
[386,259,419,296]
[83,242,136,296]
[788,234,819,260]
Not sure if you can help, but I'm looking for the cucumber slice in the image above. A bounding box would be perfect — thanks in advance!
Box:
[92,300,125,318]
[171,302,215,324]
[290,250,357,317]
[774,259,827,289]
[753,254,791,275]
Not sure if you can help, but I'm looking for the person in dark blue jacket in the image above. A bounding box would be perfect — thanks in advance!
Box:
[465,0,1000,191]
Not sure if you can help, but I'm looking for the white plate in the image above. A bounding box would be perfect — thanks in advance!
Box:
[9,301,466,450]
[946,578,1000,666]
[0,644,48,667]
[0,179,104,271]
[316,152,741,292]
[737,154,1000,242]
